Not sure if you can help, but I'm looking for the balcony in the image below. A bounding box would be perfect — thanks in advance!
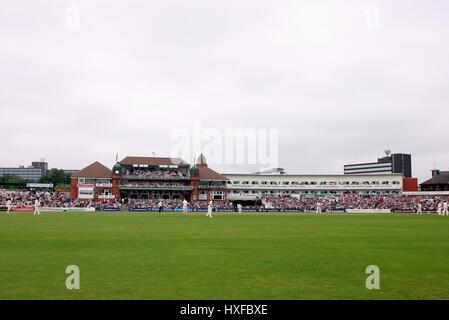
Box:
[226,184,402,191]
[96,183,112,188]
[198,185,227,190]
[98,194,115,199]
[120,184,193,191]
[121,175,188,181]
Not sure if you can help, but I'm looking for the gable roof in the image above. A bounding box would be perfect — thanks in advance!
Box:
[421,173,449,185]
[71,162,112,179]
[120,156,189,166]
[198,166,228,181]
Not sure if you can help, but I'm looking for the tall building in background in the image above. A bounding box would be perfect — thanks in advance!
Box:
[344,151,412,178]
[0,161,49,182]
[31,161,48,175]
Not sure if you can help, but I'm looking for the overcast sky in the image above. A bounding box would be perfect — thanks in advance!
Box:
[1,0,448,182]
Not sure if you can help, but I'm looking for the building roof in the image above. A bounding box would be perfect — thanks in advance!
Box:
[223,173,404,178]
[198,166,228,181]
[71,162,112,179]
[251,168,286,175]
[119,156,189,166]
[421,172,449,185]
[197,154,207,166]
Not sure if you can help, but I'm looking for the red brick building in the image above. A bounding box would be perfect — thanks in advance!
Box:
[420,169,449,191]
[112,156,192,201]
[191,154,228,201]
[402,178,419,192]
[71,162,114,201]
[71,155,228,203]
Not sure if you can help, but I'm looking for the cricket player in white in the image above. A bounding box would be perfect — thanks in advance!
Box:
[182,199,188,213]
[443,202,449,216]
[34,199,41,215]
[237,203,243,213]
[206,200,213,218]
[437,202,443,216]
[158,201,163,213]
[6,199,12,214]
[416,202,422,215]
[316,202,322,214]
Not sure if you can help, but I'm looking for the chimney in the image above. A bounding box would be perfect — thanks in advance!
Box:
[432,169,440,178]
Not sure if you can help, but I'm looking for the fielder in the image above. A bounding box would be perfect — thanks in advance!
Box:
[182,199,189,213]
[316,202,322,214]
[34,199,41,215]
[443,202,449,216]
[6,199,12,214]
[416,202,422,215]
[206,200,213,218]
[237,203,243,213]
[437,202,443,216]
[158,201,163,213]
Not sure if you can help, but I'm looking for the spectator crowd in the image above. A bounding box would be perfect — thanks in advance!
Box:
[1,190,449,213]
[262,194,449,212]
[124,169,183,179]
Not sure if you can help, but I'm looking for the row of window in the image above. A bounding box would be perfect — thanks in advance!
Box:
[78,178,111,184]
[229,180,402,186]
[230,190,399,195]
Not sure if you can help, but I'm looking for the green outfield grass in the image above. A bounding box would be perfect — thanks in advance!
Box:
[0,212,448,300]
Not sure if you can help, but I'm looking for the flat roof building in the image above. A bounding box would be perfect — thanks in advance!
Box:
[0,161,49,182]
[344,152,412,178]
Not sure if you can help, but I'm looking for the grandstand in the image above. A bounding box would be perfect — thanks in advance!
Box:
[115,156,192,201]
[26,152,438,213]
[224,172,404,202]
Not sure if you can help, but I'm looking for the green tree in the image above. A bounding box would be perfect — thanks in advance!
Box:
[0,174,27,184]
[39,169,71,186]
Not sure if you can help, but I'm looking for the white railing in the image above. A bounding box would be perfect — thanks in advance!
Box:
[98,194,115,199]
[403,191,449,196]
[122,175,187,180]
[226,184,402,191]
[120,185,192,191]
[96,183,112,188]
[40,207,96,212]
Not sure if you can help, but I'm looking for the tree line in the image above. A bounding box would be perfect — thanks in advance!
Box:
[0,169,71,188]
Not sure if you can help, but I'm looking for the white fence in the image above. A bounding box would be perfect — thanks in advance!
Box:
[40,207,96,212]
[346,209,391,214]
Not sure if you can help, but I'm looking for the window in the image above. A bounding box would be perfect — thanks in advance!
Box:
[212,191,224,200]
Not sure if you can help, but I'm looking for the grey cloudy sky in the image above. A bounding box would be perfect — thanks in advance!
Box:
[1,0,448,182]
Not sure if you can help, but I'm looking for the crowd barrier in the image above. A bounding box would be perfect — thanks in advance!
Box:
[128,208,354,213]
[0,206,35,212]
[39,207,96,212]
[1,207,424,214]
[346,209,391,214]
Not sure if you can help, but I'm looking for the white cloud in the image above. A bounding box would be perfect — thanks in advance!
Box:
[1,0,449,181]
